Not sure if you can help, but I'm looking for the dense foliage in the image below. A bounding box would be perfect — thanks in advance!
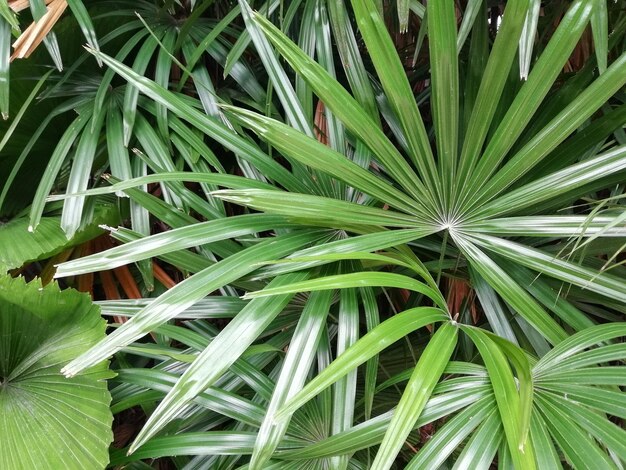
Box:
[1,0,626,468]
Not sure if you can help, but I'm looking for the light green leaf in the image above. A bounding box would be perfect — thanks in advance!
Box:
[251,10,437,208]
[213,189,424,228]
[591,0,608,74]
[0,276,112,470]
[427,0,459,209]
[467,234,626,303]
[453,235,568,345]
[275,307,448,420]
[243,272,447,310]
[61,231,320,376]
[225,106,425,216]
[54,214,294,277]
[464,0,594,205]
[372,322,458,469]
[462,327,536,469]
[128,272,308,453]
[248,288,334,470]
[0,202,118,272]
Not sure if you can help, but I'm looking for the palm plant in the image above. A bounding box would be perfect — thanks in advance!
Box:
[2,0,626,468]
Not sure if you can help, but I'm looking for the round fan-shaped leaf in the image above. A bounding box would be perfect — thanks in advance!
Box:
[0,275,113,469]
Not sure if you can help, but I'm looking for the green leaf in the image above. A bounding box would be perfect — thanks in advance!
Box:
[213,189,425,228]
[274,307,448,420]
[97,296,247,320]
[529,411,562,470]
[361,286,379,421]
[61,231,320,376]
[504,263,594,333]
[225,106,424,216]
[330,286,360,470]
[467,234,626,303]
[465,215,626,237]
[248,288,334,470]
[113,368,266,426]
[350,0,438,196]
[535,323,626,375]
[591,0,608,74]
[0,68,52,177]
[397,0,410,33]
[406,396,497,469]
[111,432,302,464]
[60,110,106,239]
[464,0,594,205]
[0,3,19,31]
[538,367,626,386]
[243,272,447,310]
[455,0,530,208]
[105,107,133,196]
[54,214,294,277]
[456,0,482,51]
[462,327,536,469]
[372,322,458,469]
[478,144,626,218]
[84,47,306,193]
[278,385,491,460]
[453,235,568,345]
[253,228,437,279]
[518,0,540,80]
[127,272,308,453]
[540,391,626,462]
[0,202,118,272]
[0,276,112,470]
[66,0,101,64]
[537,392,618,469]
[238,0,312,136]
[251,11,437,208]
[427,0,459,209]
[223,0,279,79]
[29,111,91,231]
[452,407,503,470]
[47,171,276,201]
[0,19,10,120]
[326,0,379,121]
[121,35,160,144]
[470,266,518,343]
[477,49,626,202]
[479,330,534,452]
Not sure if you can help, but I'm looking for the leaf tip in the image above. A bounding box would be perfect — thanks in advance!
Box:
[60,364,76,378]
